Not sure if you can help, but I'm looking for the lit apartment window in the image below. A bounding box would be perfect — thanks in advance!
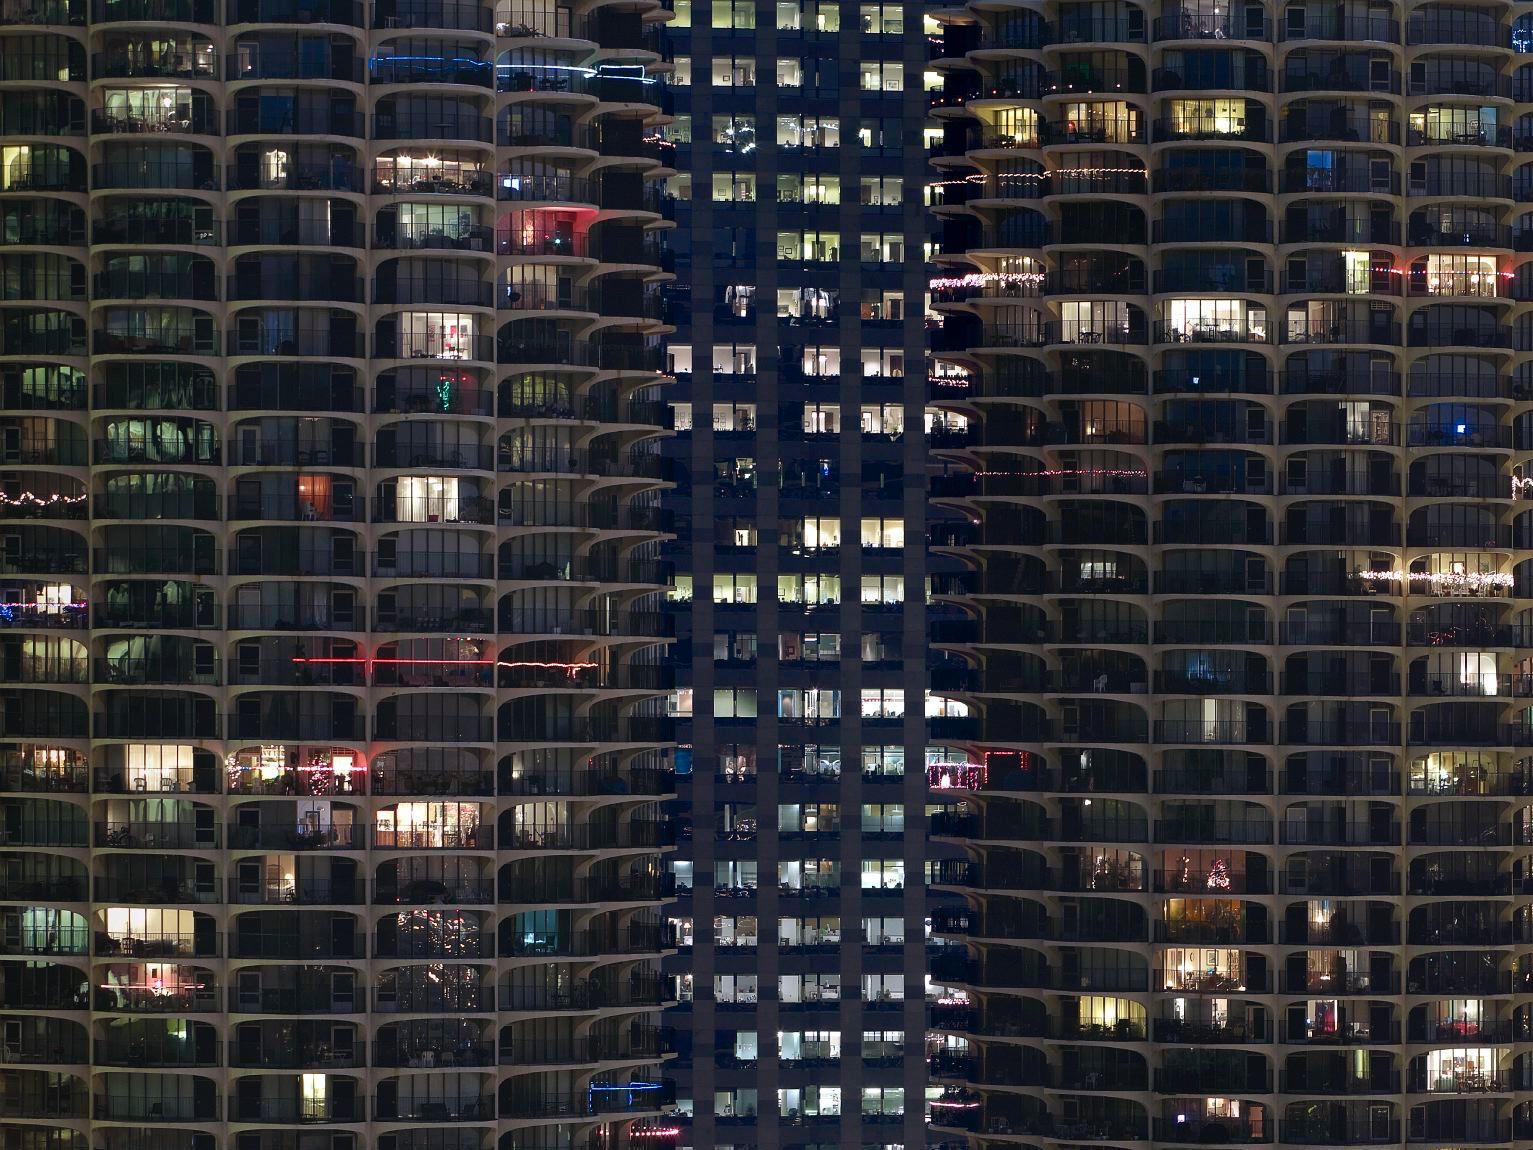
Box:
[775,114,839,148]
[710,0,754,27]
[859,689,904,718]
[715,974,758,1003]
[779,1085,840,1119]
[777,572,840,605]
[1165,97,1248,137]
[712,573,758,604]
[802,517,840,550]
[860,517,905,549]
[859,60,902,90]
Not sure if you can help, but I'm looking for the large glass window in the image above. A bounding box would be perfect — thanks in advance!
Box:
[398,311,476,358]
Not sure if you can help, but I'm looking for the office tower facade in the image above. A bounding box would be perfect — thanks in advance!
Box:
[657,2,945,1148]
[926,2,1533,1150]
[0,3,677,1150]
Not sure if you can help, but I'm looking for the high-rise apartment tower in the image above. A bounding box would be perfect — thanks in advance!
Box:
[0,3,677,1150]
[656,2,949,1148]
[927,3,1533,1150]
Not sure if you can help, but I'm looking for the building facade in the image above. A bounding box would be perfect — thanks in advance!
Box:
[0,3,677,1150]
[656,2,945,1147]
[927,2,1533,1150]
